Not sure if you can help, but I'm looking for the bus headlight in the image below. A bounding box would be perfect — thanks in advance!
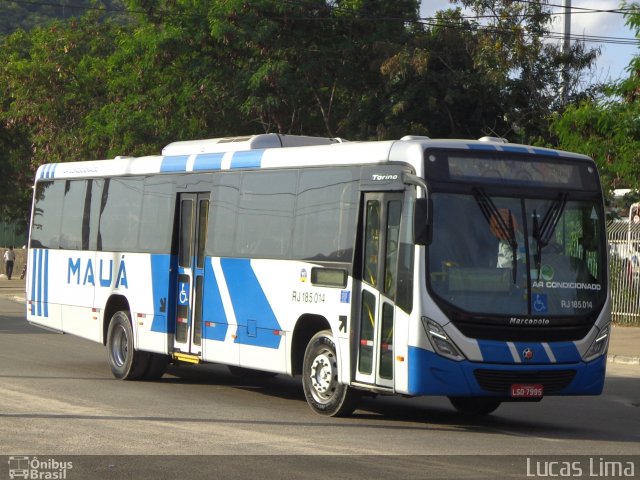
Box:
[583,325,610,362]
[422,317,465,361]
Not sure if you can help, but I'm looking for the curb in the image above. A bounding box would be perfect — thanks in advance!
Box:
[607,355,640,366]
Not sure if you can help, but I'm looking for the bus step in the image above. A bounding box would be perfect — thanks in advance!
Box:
[172,352,201,364]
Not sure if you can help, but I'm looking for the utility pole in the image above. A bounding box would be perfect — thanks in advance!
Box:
[563,0,571,55]
[562,0,572,104]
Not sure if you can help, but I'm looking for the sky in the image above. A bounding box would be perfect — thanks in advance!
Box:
[421,0,638,83]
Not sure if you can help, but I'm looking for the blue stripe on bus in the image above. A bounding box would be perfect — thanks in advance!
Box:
[407,347,475,395]
[193,152,224,171]
[501,145,530,154]
[30,249,49,317]
[150,254,171,333]
[220,258,282,348]
[30,249,37,315]
[478,340,580,364]
[512,342,550,363]
[407,346,605,396]
[230,150,263,169]
[36,249,43,316]
[531,147,560,157]
[549,342,581,363]
[466,143,498,151]
[43,249,49,317]
[160,155,190,172]
[202,259,228,341]
[40,164,56,179]
[477,339,514,363]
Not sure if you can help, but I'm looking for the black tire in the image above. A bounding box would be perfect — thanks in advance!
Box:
[448,396,502,416]
[227,365,278,379]
[143,353,170,380]
[106,310,150,380]
[302,330,359,417]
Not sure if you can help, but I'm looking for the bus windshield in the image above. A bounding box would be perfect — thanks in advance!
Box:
[427,191,607,318]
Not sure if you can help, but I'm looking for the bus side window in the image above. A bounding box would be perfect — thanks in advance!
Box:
[30,180,65,249]
[364,200,381,287]
[384,200,402,299]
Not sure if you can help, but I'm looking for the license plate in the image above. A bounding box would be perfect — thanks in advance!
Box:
[510,384,544,398]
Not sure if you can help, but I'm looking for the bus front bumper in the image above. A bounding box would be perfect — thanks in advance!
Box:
[406,346,606,397]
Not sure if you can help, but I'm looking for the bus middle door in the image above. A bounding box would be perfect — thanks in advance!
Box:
[355,192,402,389]
[174,192,209,357]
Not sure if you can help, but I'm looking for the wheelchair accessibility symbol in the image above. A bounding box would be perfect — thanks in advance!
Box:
[178,282,190,305]
[532,293,548,313]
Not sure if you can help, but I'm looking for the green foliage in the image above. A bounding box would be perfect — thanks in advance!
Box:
[455,0,599,143]
[0,0,614,224]
[1,16,120,165]
[551,2,640,197]
[205,0,419,137]
[380,8,507,139]
[0,0,128,36]
[0,121,31,225]
[551,91,640,194]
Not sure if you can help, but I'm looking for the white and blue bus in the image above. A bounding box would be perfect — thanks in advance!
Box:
[26,134,610,416]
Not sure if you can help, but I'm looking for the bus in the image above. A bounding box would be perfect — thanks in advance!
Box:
[26,133,610,416]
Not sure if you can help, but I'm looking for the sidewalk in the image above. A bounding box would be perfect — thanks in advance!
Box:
[0,275,638,366]
[608,324,640,366]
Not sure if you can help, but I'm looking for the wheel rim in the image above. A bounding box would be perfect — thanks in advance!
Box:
[111,324,128,367]
[308,349,337,403]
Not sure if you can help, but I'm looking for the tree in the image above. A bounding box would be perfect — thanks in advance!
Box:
[551,2,640,195]
[0,0,124,36]
[207,0,420,137]
[83,0,247,156]
[380,8,507,139]
[0,15,123,163]
[0,0,606,224]
[0,15,123,223]
[0,122,31,225]
[377,0,599,142]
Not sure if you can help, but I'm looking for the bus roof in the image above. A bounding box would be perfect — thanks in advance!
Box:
[35,135,594,181]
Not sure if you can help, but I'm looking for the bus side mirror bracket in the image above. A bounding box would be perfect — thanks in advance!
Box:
[414,198,431,245]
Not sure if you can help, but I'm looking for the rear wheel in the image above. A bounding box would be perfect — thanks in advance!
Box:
[106,310,150,380]
[448,396,502,416]
[302,330,359,417]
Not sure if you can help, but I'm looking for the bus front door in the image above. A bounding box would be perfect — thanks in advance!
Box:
[355,193,402,389]
[174,193,209,357]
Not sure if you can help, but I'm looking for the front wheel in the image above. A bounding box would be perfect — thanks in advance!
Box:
[448,396,502,416]
[106,310,150,380]
[302,330,359,417]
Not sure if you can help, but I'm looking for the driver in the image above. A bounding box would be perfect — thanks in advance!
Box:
[490,208,526,268]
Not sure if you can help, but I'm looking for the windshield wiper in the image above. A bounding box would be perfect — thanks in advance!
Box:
[532,193,568,279]
[473,188,518,284]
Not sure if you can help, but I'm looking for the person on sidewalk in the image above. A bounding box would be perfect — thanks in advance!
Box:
[4,246,15,280]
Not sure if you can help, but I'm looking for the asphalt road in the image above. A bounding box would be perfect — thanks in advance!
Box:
[1,297,638,479]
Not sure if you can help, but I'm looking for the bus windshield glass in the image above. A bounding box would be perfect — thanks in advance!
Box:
[427,191,607,317]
